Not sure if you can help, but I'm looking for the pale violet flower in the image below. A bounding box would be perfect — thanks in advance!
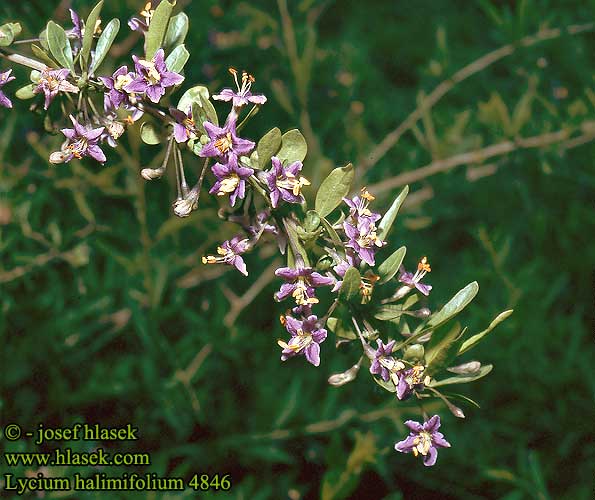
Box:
[395,415,451,467]
[213,68,267,108]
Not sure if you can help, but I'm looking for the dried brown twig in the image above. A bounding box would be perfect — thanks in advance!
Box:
[357,22,595,179]
[367,125,595,196]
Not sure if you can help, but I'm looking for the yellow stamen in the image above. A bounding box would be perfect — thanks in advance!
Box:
[214,133,233,154]
[417,256,431,273]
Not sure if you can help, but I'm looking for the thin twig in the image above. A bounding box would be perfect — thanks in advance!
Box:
[367,127,595,195]
[357,22,595,178]
[222,257,282,328]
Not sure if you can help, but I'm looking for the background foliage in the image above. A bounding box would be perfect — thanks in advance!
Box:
[1,0,593,498]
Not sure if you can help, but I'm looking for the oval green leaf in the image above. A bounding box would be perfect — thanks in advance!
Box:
[81,0,104,69]
[276,129,307,165]
[459,309,513,355]
[165,44,189,74]
[377,246,406,283]
[145,0,173,59]
[339,266,361,301]
[164,12,189,51]
[377,185,409,240]
[257,127,282,168]
[427,281,479,329]
[315,163,354,218]
[140,122,161,145]
[47,21,74,72]
[89,18,120,75]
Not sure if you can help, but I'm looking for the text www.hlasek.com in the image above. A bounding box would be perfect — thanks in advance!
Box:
[4,448,150,467]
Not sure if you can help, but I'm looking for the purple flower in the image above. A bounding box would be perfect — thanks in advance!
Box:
[34,69,79,110]
[398,257,432,296]
[395,415,451,467]
[369,339,403,382]
[265,156,310,208]
[66,9,84,55]
[344,217,385,266]
[199,118,255,164]
[396,364,426,400]
[278,315,327,366]
[51,116,106,164]
[274,264,334,306]
[213,68,267,108]
[343,188,381,223]
[209,160,254,207]
[128,1,160,34]
[125,49,184,103]
[169,106,197,143]
[0,70,15,109]
[100,66,137,109]
[202,236,250,276]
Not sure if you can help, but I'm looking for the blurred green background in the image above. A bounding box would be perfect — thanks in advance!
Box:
[1,0,594,499]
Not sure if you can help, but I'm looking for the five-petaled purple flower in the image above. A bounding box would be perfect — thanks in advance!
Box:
[396,364,426,400]
[0,70,15,109]
[199,118,255,165]
[344,188,381,223]
[278,315,327,366]
[344,217,385,266]
[170,106,197,144]
[395,415,451,467]
[34,68,79,110]
[265,156,310,208]
[274,264,334,306]
[209,161,254,207]
[125,49,184,103]
[100,66,138,109]
[55,116,106,164]
[370,339,404,382]
[202,236,250,276]
[398,257,432,296]
[213,68,267,108]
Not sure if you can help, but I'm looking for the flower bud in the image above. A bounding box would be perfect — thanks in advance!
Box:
[49,151,67,164]
[141,167,164,180]
[173,197,197,217]
[447,361,481,374]
[328,363,360,386]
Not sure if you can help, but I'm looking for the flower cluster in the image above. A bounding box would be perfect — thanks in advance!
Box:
[0,0,509,469]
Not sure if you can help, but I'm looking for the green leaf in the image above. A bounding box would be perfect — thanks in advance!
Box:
[15,84,37,100]
[373,304,405,321]
[377,185,409,240]
[47,21,74,72]
[256,127,282,168]
[276,129,307,165]
[164,12,189,51]
[372,376,397,393]
[0,22,22,47]
[315,163,354,218]
[377,246,406,283]
[428,364,493,387]
[427,281,479,329]
[81,0,104,69]
[38,28,49,50]
[319,215,343,248]
[31,44,57,68]
[145,0,174,59]
[459,309,513,355]
[339,267,361,301]
[425,325,467,374]
[178,85,218,134]
[89,18,120,75]
[140,122,161,145]
[165,44,189,74]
